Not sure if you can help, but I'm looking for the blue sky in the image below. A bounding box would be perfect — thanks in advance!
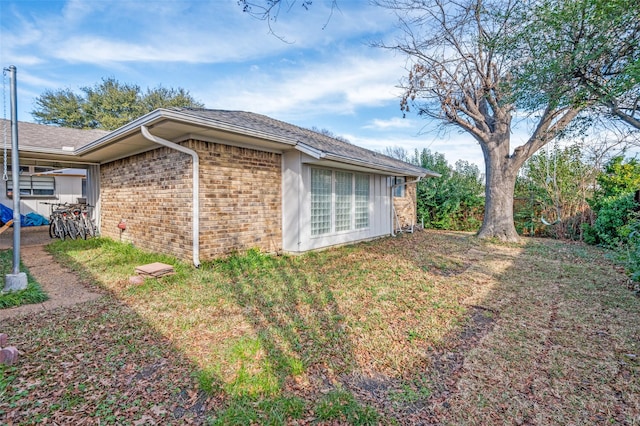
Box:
[0,0,488,168]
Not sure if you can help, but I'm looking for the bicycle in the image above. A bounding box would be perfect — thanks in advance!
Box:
[44,203,68,240]
[44,202,98,240]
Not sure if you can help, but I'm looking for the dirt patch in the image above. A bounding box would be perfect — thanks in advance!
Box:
[0,226,102,320]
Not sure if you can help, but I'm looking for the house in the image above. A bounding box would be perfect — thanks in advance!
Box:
[0,119,108,219]
[8,108,439,265]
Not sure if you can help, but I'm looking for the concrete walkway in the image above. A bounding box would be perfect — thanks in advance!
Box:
[0,226,102,320]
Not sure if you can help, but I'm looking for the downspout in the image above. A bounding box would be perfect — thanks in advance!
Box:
[391,177,422,237]
[141,125,201,267]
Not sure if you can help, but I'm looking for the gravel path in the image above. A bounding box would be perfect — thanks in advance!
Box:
[0,226,102,320]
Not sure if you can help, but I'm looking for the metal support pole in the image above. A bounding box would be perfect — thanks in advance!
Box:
[9,66,20,274]
[4,65,27,291]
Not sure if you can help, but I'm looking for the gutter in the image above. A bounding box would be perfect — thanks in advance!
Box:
[79,108,299,156]
[141,125,201,267]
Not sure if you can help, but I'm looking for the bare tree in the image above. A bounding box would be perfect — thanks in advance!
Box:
[382,146,411,162]
[372,0,629,241]
[238,0,339,39]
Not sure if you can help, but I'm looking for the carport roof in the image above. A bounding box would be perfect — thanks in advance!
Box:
[1,118,108,166]
[1,119,108,151]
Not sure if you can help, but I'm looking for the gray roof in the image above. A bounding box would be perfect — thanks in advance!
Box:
[172,108,433,177]
[5,109,437,177]
[0,119,109,150]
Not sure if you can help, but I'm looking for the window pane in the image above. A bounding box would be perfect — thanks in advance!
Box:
[32,176,55,195]
[311,168,332,235]
[355,174,369,229]
[5,176,31,193]
[6,175,54,196]
[335,171,353,231]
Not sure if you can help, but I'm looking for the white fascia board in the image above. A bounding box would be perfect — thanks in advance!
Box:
[74,110,166,155]
[76,108,300,156]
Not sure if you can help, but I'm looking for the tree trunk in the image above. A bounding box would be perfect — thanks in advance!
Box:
[477,139,521,242]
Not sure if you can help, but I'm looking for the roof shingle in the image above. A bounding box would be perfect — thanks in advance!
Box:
[172,108,431,177]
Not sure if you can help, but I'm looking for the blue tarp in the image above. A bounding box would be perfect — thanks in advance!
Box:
[0,203,49,227]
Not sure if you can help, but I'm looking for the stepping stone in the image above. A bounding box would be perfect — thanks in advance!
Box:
[0,347,19,365]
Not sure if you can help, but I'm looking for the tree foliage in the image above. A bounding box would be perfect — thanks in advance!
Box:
[374,0,591,241]
[595,156,640,199]
[411,149,485,231]
[32,78,204,130]
[514,144,597,239]
[510,0,640,130]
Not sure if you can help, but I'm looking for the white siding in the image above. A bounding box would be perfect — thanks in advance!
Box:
[0,175,84,220]
[282,150,392,253]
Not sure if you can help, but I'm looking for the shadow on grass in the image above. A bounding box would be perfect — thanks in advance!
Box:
[14,232,635,425]
[34,234,503,425]
[0,290,214,424]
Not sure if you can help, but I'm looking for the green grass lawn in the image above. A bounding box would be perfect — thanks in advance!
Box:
[1,231,638,425]
[0,250,48,309]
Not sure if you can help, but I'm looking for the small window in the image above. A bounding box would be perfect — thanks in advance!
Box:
[392,176,405,197]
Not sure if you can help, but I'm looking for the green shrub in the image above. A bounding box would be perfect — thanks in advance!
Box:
[622,214,640,283]
[583,193,637,247]
[414,149,484,231]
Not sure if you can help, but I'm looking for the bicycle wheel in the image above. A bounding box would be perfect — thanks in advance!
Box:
[49,219,56,238]
[75,219,86,239]
[65,220,78,240]
[55,218,65,240]
[85,217,97,237]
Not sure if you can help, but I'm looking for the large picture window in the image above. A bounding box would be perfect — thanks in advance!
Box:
[311,168,370,236]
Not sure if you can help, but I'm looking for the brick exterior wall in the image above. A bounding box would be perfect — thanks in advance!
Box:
[392,181,417,229]
[100,140,282,262]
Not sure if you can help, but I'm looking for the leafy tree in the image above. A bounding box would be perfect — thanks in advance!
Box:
[595,156,640,199]
[511,0,640,130]
[372,0,584,241]
[32,77,204,130]
[412,149,484,231]
[31,89,87,128]
[372,0,640,241]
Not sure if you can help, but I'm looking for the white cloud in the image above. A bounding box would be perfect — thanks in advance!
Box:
[200,49,407,120]
[364,116,414,130]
